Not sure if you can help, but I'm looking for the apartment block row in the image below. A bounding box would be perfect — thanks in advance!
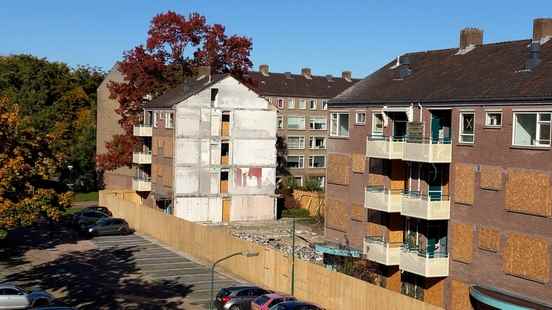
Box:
[324,19,552,309]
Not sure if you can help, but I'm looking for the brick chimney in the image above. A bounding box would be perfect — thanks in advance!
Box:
[533,18,552,43]
[460,28,483,50]
[342,70,352,82]
[301,67,312,79]
[259,64,269,77]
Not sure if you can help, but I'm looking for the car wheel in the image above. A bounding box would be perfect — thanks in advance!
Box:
[32,298,49,307]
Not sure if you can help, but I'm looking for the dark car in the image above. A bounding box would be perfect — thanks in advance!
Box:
[87,218,131,236]
[214,286,271,310]
[72,210,110,231]
[269,301,323,310]
[82,206,112,217]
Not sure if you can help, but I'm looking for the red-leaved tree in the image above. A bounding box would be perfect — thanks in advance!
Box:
[97,11,253,171]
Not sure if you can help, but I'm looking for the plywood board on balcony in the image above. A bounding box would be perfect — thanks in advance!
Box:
[479,165,503,190]
[505,168,551,217]
[352,153,366,173]
[452,222,474,264]
[503,233,550,283]
[478,226,500,252]
[454,163,475,205]
[327,153,351,185]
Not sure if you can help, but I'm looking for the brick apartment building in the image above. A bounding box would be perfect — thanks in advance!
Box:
[325,19,552,309]
[132,71,277,222]
[248,66,358,189]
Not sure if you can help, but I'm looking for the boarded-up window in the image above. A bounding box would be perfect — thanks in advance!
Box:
[352,153,366,173]
[505,168,551,217]
[503,233,550,283]
[327,154,351,185]
[454,163,475,205]
[451,223,473,263]
[478,226,500,252]
[479,165,503,190]
[326,199,349,232]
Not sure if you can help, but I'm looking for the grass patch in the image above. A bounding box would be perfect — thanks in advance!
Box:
[282,208,311,218]
[74,191,98,202]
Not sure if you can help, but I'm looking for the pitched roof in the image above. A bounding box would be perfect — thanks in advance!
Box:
[331,39,552,105]
[247,71,358,99]
[145,74,228,109]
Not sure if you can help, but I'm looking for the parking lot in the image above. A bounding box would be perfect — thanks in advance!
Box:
[0,224,247,309]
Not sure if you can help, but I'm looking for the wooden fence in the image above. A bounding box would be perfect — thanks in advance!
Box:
[100,190,441,310]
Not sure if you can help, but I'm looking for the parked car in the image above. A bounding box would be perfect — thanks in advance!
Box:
[72,210,110,231]
[214,286,271,310]
[87,218,131,236]
[0,283,53,309]
[82,206,112,217]
[251,293,296,310]
[34,307,76,310]
[268,301,323,310]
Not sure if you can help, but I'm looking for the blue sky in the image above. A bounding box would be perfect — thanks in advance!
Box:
[1,1,551,77]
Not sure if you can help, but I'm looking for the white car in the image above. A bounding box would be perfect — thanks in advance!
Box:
[0,283,53,309]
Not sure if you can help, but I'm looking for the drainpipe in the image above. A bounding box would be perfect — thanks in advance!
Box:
[417,102,423,122]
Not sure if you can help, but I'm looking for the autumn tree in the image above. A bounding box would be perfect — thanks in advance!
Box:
[97,11,253,171]
[0,97,72,238]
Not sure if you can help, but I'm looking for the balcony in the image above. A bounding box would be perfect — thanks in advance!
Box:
[133,124,152,137]
[133,151,152,164]
[363,236,401,266]
[364,186,402,213]
[401,192,450,220]
[400,246,449,277]
[366,136,404,160]
[132,177,151,192]
[402,138,451,163]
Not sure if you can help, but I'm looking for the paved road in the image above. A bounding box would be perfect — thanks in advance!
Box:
[92,234,246,309]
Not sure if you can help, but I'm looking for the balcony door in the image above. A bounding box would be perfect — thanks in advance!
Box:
[390,160,406,192]
[430,110,451,143]
[427,164,442,201]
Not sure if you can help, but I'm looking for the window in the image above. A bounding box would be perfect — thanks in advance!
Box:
[309,117,327,130]
[165,112,174,129]
[309,136,326,149]
[144,110,153,126]
[287,156,304,169]
[277,116,283,129]
[297,99,306,109]
[312,176,325,188]
[287,136,305,149]
[293,176,304,186]
[330,112,349,137]
[309,99,317,110]
[309,155,326,168]
[153,111,161,128]
[287,116,305,129]
[485,111,502,127]
[277,98,285,109]
[371,112,384,136]
[287,98,295,109]
[513,112,551,147]
[459,112,475,143]
[356,112,366,124]
[322,100,328,110]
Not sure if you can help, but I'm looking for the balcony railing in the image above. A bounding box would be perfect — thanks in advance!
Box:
[366,135,405,159]
[365,136,451,163]
[363,236,401,266]
[364,185,402,213]
[132,177,151,192]
[400,244,449,277]
[132,151,152,164]
[401,191,450,220]
[133,124,153,137]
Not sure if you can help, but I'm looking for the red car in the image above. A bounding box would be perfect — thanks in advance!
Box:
[251,293,297,310]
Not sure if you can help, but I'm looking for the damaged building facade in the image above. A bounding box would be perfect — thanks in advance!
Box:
[132,72,277,222]
[325,19,552,309]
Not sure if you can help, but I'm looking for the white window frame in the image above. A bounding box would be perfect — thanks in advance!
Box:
[293,176,304,187]
[153,111,161,128]
[312,176,325,188]
[309,99,317,110]
[330,112,350,137]
[287,136,305,149]
[297,99,306,110]
[512,112,552,147]
[277,115,283,129]
[287,155,304,169]
[485,111,502,128]
[371,112,384,136]
[309,117,327,130]
[287,98,295,109]
[277,98,285,109]
[308,155,326,168]
[164,112,174,129]
[287,116,305,130]
[356,111,366,125]
[322,100,328,110]
[459,112,475,144]
[309,136,327,149]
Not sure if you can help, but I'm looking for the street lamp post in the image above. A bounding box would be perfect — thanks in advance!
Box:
[209,251,259,310]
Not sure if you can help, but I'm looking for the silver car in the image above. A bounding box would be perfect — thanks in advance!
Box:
[0,283,53,309]
[87,218,131,236]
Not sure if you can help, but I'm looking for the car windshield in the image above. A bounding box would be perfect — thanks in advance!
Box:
[97,218,110,225]
[217,289,231,297]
